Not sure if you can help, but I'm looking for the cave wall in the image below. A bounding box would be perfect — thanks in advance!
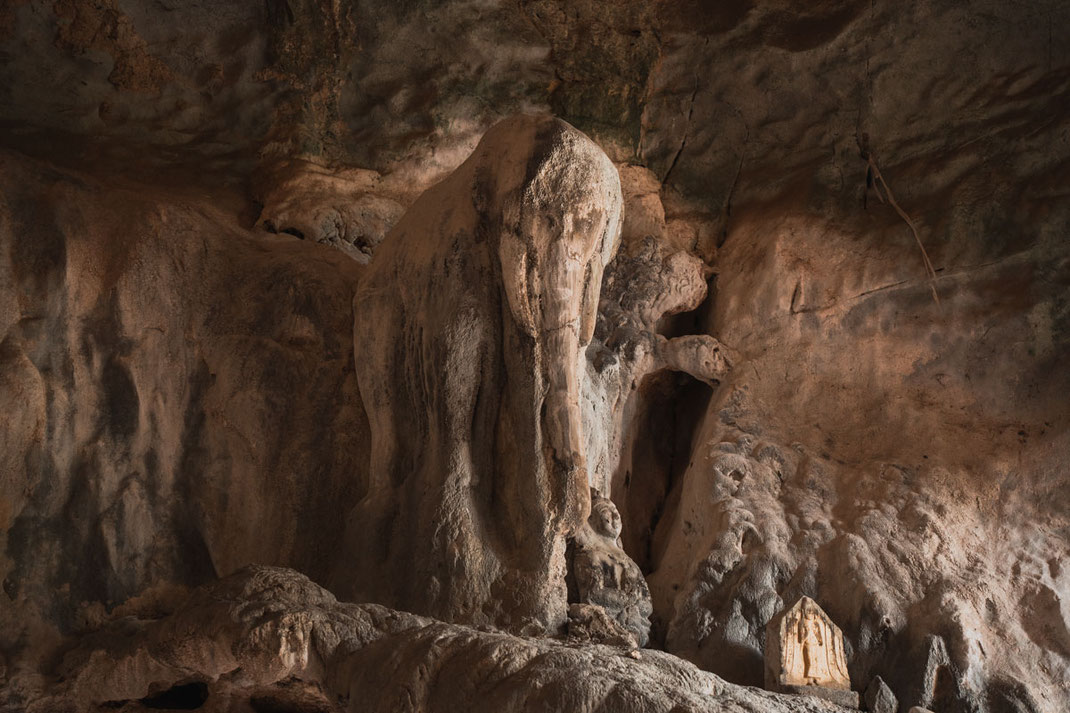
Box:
[648,198,1070,708]
[0,151,370,685]
[0,0,1068,711]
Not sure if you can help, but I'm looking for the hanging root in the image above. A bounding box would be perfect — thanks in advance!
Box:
[864,153,940,305]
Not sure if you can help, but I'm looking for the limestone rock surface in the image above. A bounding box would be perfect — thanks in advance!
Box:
[27,566,856,713]
[567,603,639,648]
[644,153,1070,711]
[253,160,406,263]
[0,149,369,702]
[0,1,1068,712]
[864,676,898,713]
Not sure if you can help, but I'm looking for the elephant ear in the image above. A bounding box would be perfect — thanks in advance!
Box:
[499,205,537,338]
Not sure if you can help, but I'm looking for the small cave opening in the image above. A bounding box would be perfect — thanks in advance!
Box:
[610,368,715,651]
[613,276,722,578]
[616,370,714,576]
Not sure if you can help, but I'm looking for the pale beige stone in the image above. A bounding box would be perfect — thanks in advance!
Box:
[566,603,637,648]
[253,159,406,263]
[766,597,851,691]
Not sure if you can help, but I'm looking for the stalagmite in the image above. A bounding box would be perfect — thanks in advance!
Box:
[341,115,621,632]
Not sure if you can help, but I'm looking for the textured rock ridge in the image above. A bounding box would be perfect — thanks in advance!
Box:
[31,565,849,713]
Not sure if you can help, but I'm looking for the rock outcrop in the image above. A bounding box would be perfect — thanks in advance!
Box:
[0,149,369,701]
[254,159,406,263]
[29,565,846,713]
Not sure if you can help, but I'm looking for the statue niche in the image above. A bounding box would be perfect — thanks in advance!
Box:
[568,489,653,647]
[765,596,859,708]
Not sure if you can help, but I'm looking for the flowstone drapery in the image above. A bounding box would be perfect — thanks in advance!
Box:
[339,115,622,632]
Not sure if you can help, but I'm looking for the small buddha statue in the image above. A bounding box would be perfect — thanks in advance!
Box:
[799,607,827,684]
[765,596,858,708]
[569,489,653,646]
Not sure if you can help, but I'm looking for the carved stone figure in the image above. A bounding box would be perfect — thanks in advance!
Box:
[569,490,653,646]
[799,606,828,684]
[765,596,859,708]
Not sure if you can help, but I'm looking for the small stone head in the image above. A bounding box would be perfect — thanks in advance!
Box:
[801,598,822,622]
[589,494,622,540]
